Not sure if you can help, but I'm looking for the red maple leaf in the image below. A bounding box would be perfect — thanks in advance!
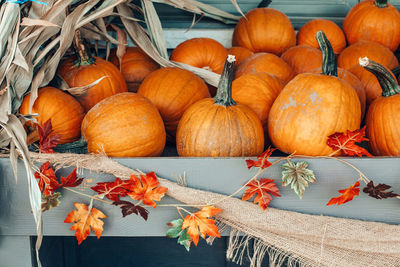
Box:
[61,168,83,188]
[38,119,61,153]
[327,127,372,157]
[91,178,132,202]
[127,172,168,208]
[245,147,276,169]
[242,178,281,210]
[327,181,360,206]
[34,161,61,196]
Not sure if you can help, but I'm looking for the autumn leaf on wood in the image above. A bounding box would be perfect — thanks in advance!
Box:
[363,181,399,199]
[245,147,276,169]
[38,119,61,153]
[326,127,372,157]
[91,178,132,202]
[281,161,316,199]
[34,161,61,196]
[61,168,83,188]
[327,181,360,206]
[113,200,149,220]
[167,218,191,251]
[181,206,222,246]
[41,192,61,212]
[64,202,107,245]
[127,172,168,208]
[242,178,281,210]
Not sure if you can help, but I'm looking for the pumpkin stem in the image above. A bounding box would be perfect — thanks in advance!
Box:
[73,30,96,66]
[359,57,400,97]
[375,0,388,8]
[316,31,337,77]
[214,55,236,106]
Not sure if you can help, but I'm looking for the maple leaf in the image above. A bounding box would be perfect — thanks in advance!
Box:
[245,147,276,169]
[363,181,399,199]
[167,218,191,251]
[61,168,83,188]
[327,181,360,206]
[64,202,107,245]
[127,172,168,208]
[41,192,61,212]
[34,161,61,196]
[113,200,149,220]
[242,178,281,210]
[91,178,132,202]
[37,119,61,153]
[281,160,316,199]
[326,127,372,157]
[181,206,222,246]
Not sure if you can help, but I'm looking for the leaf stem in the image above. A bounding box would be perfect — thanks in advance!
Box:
[64,187,113,205]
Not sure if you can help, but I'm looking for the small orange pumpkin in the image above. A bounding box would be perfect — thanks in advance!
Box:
[227,46,253,67]
[81,93,166,157]
[280,45,322,74]
[19,87,84,144]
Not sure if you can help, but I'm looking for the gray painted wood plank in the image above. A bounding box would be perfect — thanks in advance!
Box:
[0,236,33,267]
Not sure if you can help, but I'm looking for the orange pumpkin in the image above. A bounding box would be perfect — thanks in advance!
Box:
[170,38,228,74]
[361,57,400,155]
[176,55,264,157]
[297,19,346,54]
[137,67,210,140]
[109,47,159,92]
[236,53,295,85]
[19,87,84,144]
[81,93,166,157]
[280,45,322,74]
[57,32,127,112]
[227,46,253,67]
[343,0,400,52]
[268,32,361,156]
[232,8,296,55]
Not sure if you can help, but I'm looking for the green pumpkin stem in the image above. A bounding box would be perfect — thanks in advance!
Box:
[316,31,337,77]
[375,0,388,8]
[73,30,96,66]
[360,57,400,97]
[214,55,236,106]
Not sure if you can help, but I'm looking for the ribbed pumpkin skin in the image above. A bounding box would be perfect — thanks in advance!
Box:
[19,87,84,144]
[343,0,400,51]
[227,47,253,67]
[57,57,128,112]
[236,53,295,85]
[109,47,159,92]
[280,45,322,74]
[367,95,400,155]
[81,93,166,157]
[137,67,210,139]
[232,8,296,55]
[268,74,361,156]
[176,99,264,157]
[297,19,346,54]
[170,38,228,74]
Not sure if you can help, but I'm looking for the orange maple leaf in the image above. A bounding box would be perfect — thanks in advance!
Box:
[245,147,276,169]
[64,203,107,245]
[34,161,61,196]
[327,127,372,157]
[127,172,168,208]
[242,178,281,210]
[181,206,222,246]
[327,181,360,206]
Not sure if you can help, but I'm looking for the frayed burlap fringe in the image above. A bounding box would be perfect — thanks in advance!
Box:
[30,152,400,267]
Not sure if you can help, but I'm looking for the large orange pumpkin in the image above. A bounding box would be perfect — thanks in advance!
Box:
[227,46,253,67]
[81,93,166,157]
[280,45,322,74]
[268,32,361,156]
[176,55,264,157]
[170,38,228,74]
[137,67,210,140]
[236,53,295,85]
[19,87,84,144]
[361,57,400,156]
[297,19,346,54]
[57,32,127,112]
[343,0,400,52]
[232,8,296,55]
[109,47,159,92]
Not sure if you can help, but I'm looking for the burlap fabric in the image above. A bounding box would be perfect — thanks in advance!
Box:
[30,152,400,267]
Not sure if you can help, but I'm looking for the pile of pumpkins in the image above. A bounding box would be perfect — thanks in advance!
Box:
[20,0,400,157]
